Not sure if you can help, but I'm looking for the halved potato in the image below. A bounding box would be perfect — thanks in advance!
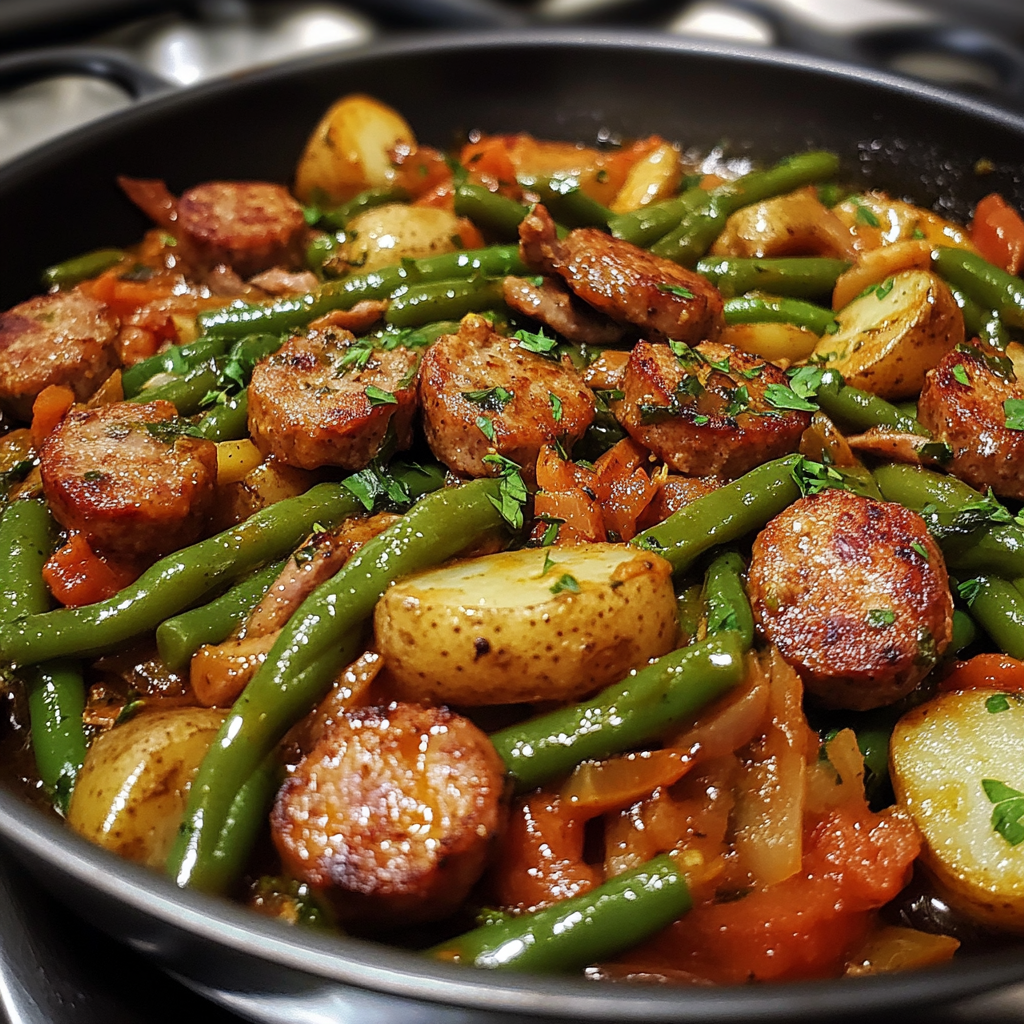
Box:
[375,543,677,706]
[609,142,681,214]
[295,94,415,205]
[336,203,461,273]
[718,322,819,364]
[891,688,1024,932]
[812,269,963,400]
[834,192,978,253]
[68,707,227,868]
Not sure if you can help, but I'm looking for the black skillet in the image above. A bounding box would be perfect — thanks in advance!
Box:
[2,29,1024,1024]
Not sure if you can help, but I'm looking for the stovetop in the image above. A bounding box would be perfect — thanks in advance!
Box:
[3,2,1024,1022]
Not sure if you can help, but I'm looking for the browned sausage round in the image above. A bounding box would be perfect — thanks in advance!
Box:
[40,400,217,560]
[248,327,418,471]
[616,340,809,477]
[502,275,625,346]
[271,701,505,927]
[419,313,594,480]
[918,345,1024,500]
[177,181,306,277]
[748,489,953,711]
[519,204,723,344]
[0,291,119,419]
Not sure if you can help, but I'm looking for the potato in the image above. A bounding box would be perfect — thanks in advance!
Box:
[609,142,681,214]
[216,438,262,485]
[718,322,819,364]
[831,239,933,310]
[68,707,227,868]
[891,688,1024,932]
[812,269,963,400]
[294,94,415,205]
[833,192,978,253]
[337,203,461,273]
[375,543,677,706]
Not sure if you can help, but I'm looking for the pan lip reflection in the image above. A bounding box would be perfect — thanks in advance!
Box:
[2,26,1024,1020]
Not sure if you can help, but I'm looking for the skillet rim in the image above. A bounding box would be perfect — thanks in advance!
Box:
[2,27,1024,1020]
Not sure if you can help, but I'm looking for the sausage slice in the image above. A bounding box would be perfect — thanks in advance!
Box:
[519,203,723,344]
[177,181,306,277]
[40,399,217,560]
[271,701,505,927]
[248,327,418,471]
[419,313,594,479]
[748,489,953,711]
[617,340,809,477]
[0,291,119,419]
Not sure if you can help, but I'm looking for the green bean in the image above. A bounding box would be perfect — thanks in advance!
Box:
[454,182,531,239]
[430,853,689,972]
[156,558,286,671]
[723,295,837,334]
[632,455,802,573]
[42,248,125,288]
[951,607,978,654]
[815,369,929,436]
[122,337,231,398]
[167,478,506,891]
[696,257,849,300]
[492,632,746,794]
[319,186,410,231]
[702,551,754,648]
[608,185,708,247]
[0,464,443,666]
[652,151,841,265]
[199,245,526,340]
[873,463,1024,578]
[949,286,1010,349]
[126,361,221,415]
[528,177,612,229]
[676,583,703,646]
[195,391,248,441]
[306,232,341,274]
[933,247,1024,329]
[0,500,86,814]
[961,575,1024,660]
[385,278,506,328]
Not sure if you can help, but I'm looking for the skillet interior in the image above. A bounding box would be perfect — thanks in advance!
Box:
[2,29,1024,1021]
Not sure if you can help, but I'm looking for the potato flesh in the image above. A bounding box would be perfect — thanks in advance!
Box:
[812,269,963,400]
[375,542,677,706]
[67,707,227,868]
[891,689,1024,932]
[339,204,460,272]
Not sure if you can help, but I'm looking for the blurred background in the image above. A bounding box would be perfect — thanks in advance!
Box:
[3,0,1024,166]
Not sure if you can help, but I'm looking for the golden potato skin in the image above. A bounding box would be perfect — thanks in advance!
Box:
[272,702,504,927]
[892,688,1024,932]
[68,708,227,868]
[748,490,953,710]
[918,345,1024,500]
[375,543,677,706]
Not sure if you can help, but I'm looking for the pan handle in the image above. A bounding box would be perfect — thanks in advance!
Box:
[0,46,172,99]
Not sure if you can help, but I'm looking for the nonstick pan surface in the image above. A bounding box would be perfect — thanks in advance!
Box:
[1,29,1024,1023]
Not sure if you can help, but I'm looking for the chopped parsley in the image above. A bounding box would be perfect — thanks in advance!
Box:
[539,518,562,546]
[462,386,513,412]
[476,416,495,441]
[874,277,895,301]
[144,420,203,445]
[342,460,415,512]
[693,413,710,426]
[958,578,982,605]
[541,551,556,576]
[82,470,106,482]
[764,383,817,412]
[987,693,1013,714]
[791,456,844,496]
[365,385,397,406]
[867,608,895,629]
[952,363,971,387]
[549,392,563,423]
[706,355,732,374]
[549,573,581,595]
[513,328,558,357]
[668,340,702,369]
[919,441,953,464]
[911,541,930,560]
[1005,398,1024,431]
[657,283,695,299]
[725,384,750,418]
[595,388,625,403]
[855,204,881,228]
[482,453,528,531]
[982,778,1024,847]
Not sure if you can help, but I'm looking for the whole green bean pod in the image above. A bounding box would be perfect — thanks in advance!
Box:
[0,500,86,814]
[696,257,849,300]
[652,151,841,265]
[961,575,1024,660]
[723,295,837,334]
[156,558,286,670]
[385,278,506,328]
[702,551,754,648]
[125,361,221,415]
[528,177,612,229]
[454,182,531,239]
[949,286,1010,349]
[951,607,978,654]
[122,336,231,398]
[0,464,443,666]
[199,246,526,340]
[319,186,410,230]
[933,247,1024,329]
[491,632,746,794]
[430,853,690,972]
[305,232,341,274]
[608,185,708,247]
[815,369,929,436]
[194,391,249,441]
[632,455,802,573]
[167,478,506,891]
[42,248,125,288]
[676,583,703,646]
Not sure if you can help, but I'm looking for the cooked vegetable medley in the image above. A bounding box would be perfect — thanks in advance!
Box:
[8,91,1024,984]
